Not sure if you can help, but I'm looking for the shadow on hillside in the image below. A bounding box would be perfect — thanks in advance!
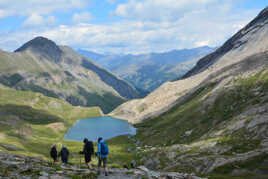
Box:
[76,86,125,114]
[0,104,62,125]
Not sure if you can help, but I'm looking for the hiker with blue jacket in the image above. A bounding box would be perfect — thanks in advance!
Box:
[96,137,109,176]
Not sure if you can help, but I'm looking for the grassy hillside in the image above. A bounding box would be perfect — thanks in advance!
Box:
[0,85,100,157]
[0,49,126,114]
[0,85,138,169]
[134,68,268,178]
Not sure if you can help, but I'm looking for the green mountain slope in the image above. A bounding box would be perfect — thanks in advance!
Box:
[0,84,101,157]
[135,60,268,178]
[0,37,142,113]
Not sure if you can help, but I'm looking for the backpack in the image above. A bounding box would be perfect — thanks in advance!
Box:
[88,141,94,154]
[100,142,109,155]
[85,141,94,155]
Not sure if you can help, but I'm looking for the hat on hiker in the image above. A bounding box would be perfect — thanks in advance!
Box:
[83,138,88,143]
[98,137,103,143]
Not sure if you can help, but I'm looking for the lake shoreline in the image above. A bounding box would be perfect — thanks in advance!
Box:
[64,116,136,142]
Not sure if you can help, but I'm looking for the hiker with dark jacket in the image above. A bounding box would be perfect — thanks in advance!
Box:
[59,146,69,164]
[50,145,58,163]
[80,138,94,169]
[96,137,109,176]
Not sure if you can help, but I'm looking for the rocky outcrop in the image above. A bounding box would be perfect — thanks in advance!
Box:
[0,153,206,179]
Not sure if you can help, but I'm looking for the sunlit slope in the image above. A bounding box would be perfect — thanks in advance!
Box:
[0,84,101,157]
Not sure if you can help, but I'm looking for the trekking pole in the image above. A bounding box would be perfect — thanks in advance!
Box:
[79,153,81,168]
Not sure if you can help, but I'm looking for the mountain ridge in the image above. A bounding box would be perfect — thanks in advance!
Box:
[182,6,268,79]
[78,46,215,91]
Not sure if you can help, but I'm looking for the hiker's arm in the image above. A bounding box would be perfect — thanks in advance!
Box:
[91,145,94,154]
[97,143,100,153]
[79,145,85,154]
[96,143,100,156]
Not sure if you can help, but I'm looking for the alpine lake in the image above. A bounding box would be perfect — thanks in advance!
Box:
[64,116,136,142]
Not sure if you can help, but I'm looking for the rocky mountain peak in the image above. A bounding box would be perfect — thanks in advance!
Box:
[259,6,268,17]
[15,36,63,63]
[182,6,268,79]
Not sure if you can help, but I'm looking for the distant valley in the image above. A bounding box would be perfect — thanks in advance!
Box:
[78,46,215,92]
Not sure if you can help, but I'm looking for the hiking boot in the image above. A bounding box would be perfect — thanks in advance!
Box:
[105,172,108,176]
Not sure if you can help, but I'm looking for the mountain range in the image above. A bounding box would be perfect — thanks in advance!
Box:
[78,46,214,92]
[0,37,142,113]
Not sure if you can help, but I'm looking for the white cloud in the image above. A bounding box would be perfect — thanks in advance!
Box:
[72,12,93,24]
[0,9,10,18]
[23,14,44,27]
[0,0,91,18]
[195,40,210,47]
[46,16,57,26]
[114,0,219,22]
[0,1,262,54]
[23,14,57,27]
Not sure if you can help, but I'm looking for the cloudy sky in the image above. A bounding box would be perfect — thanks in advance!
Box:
[0,0,266,54]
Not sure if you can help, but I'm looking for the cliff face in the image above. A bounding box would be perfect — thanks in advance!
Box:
[0,37,142,113]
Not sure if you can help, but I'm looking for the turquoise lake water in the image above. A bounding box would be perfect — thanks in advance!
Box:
[64,116,136,142]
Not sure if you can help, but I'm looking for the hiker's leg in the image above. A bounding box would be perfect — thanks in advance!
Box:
[88,162,92,169]
[86,162,92,169]
[103,158,108,176]
[85,155,92,169]
[97,157,101,174]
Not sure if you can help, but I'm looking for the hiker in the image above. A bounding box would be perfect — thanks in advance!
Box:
[59,145,70,164]
[123,163,129,169]
[131,160,136,168]
[50,145,58,163]
[80,138,94,169]
[97,137,109,176]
